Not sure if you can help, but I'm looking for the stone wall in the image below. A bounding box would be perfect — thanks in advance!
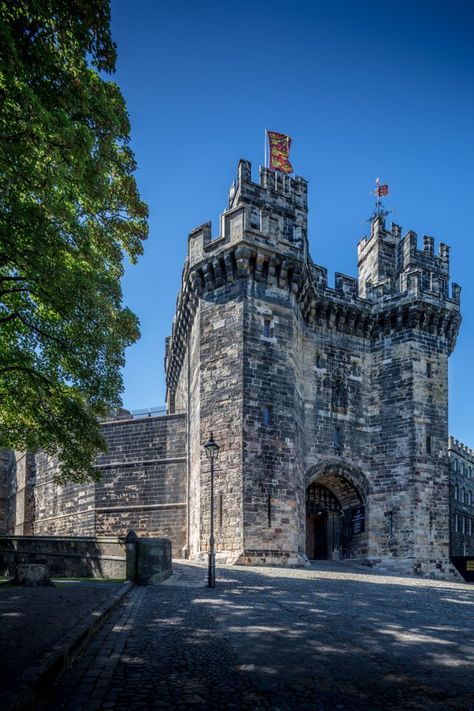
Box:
[33,413,187,555]
[0,449,10,534]
[34,451,96,535]
[5,451,35,535]
[449,437,474,555]
[0,535,127,579]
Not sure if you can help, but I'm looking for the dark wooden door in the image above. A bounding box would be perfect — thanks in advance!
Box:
[313,514,328,559]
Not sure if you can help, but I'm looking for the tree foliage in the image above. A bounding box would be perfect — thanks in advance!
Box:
[0,1,148,482]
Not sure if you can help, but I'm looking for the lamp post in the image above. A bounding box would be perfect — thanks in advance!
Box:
[204,432,219,588]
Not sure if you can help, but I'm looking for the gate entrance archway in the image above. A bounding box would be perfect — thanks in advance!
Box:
[305,460,369,561]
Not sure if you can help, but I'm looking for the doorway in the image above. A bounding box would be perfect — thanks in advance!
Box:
[305,483,341,560]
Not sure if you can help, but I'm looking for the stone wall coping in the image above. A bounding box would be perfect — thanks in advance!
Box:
[0,535,123,543]
[100,412,186,427]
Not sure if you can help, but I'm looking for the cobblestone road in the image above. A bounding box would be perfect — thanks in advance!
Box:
[46,562,474,711]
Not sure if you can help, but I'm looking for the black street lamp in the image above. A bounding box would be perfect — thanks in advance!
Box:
[204,432,220,588]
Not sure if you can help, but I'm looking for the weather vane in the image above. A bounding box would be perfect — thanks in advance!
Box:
[366,177,393,223]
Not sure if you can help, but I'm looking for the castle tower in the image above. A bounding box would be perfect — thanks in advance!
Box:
[165,160,461,576]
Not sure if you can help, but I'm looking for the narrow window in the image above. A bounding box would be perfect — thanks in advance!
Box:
[283,218,293,242]
[219,493,223,528]
[267,494,272,527]
[463,488,466,504]
[426,362,432,378]
[316,353,322,369]
[462,516,466,534]
[263,406,271,426]
[335,426,343,451]
[469,491,472,506]
[263,319,271,337]
[250,206,261,230]
[426,435,432,455]
[468,518,472,536]
[455,514,459,533]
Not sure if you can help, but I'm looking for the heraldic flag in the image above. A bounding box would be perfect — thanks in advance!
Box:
[267,130,293,174]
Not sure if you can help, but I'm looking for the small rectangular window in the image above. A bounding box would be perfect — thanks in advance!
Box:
[263,319,271,338]
[335,426,343,450]
[250,207,261,230]
[263,406,271,426]
[316,353,322,369]
[426,436,432,455]
[462,517,466,534]
[267,494,272,527]
[426,362,432,378]
[455,514,459,533]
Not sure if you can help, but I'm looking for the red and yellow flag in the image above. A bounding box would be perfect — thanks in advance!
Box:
[268,130,293,174]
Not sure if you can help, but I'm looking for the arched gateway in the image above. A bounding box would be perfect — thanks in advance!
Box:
[305,461,369,561]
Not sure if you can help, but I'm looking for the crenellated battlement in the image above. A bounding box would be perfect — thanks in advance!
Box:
[358,215,459,303]
[188,159,309,267]
[449,437,474,463]
[230,159,308,210]
[165,160,462,404]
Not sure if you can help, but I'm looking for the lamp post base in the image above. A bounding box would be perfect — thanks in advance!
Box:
[208,551,216,588]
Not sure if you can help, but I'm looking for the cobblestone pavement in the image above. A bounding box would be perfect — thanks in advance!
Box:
[0,580,123,705]
[46,562,474,711]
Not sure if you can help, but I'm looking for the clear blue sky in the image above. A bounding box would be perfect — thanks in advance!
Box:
[111,0,474,446]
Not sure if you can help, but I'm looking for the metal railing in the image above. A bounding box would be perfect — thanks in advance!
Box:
[105,406,185,421]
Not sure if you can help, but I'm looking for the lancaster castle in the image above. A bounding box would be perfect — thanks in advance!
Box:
[1,159,473,578]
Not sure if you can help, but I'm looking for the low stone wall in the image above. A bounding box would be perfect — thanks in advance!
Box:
[0,535,127,579]
[0,534,173,583]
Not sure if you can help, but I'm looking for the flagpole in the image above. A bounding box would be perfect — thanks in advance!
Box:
[264,128,267,169]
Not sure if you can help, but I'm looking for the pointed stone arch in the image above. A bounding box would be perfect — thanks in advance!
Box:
[304,460,370,561]
[305,459,369,509]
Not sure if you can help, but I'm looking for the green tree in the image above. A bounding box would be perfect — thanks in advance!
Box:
[0,1,148,482]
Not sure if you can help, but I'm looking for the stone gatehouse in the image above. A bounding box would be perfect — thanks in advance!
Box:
[0,159,470,578]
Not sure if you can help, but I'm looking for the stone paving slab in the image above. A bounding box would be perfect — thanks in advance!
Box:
[0,579,129,709]
[46,561,474,710]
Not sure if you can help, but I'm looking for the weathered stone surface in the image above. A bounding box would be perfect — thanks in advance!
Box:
[15,563,53,587]
[136,538,172,585]
[0,535,127,579]
[29,414,187,550]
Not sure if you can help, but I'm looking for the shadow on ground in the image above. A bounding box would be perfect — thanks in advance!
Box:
[153,561,474,709]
